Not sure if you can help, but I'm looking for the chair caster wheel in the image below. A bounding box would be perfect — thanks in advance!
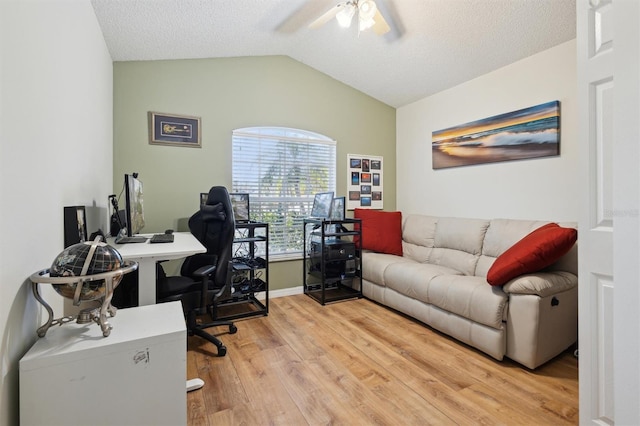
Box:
[230,324,238,334]
[217,346,227,357]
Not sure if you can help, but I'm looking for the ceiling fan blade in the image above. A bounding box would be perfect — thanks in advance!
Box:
[309,3,344,29]
[372,8,391,35]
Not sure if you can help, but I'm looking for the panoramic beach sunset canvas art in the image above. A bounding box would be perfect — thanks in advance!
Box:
[432,101,560,169]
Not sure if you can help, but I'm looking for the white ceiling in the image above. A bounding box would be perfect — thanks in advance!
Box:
[90,0,576,108]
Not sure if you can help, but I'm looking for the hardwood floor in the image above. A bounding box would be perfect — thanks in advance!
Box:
[187,294,578,425]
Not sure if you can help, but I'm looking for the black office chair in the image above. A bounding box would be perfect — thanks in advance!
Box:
[157,186,237,356]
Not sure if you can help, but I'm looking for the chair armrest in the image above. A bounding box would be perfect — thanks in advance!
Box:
[502,271,577,298]
[192,264,216,278]
[191,264,217,310]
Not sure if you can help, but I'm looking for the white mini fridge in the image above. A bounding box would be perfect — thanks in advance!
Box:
[20,301,187,426]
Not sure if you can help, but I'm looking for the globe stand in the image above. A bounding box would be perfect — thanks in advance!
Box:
[29,261,138,337]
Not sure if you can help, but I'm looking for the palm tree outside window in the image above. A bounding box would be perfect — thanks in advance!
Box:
[232,127,336,259]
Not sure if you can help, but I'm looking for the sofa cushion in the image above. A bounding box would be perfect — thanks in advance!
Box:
[487,223,578,286]
[384,262,463,305]
[482,219,551,258]
[402,242,432,263]
[429,217,490,276]
[354,209,403,256]
[402,214,438,248]
[434,217,490,256]
[361,251,415,286]
[402,214,438,262]
[428,275,508,329]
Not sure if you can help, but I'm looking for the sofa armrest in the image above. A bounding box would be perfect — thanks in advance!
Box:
[502,271,577,298]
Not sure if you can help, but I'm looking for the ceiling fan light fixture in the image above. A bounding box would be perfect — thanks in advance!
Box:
[358,0,377,21]
[358,16,375,32]
[310,0,390,36]
[336,3,356,28]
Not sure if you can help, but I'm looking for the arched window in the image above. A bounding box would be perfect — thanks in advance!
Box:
[232,127,336,259]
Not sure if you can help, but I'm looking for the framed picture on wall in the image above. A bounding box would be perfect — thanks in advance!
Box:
[347,153,383,210]
[431,100,560,169]
[149,112,201,148]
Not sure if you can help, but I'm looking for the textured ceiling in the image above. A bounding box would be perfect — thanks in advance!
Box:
[91,0,576,108]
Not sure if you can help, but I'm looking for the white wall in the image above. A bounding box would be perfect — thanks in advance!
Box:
[397,40,577,222]
[0,2,113,425]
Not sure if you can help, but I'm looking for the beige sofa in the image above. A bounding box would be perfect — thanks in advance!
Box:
[361,214,578,369]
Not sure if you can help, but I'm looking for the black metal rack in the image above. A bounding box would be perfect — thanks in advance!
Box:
[212,221,269,320]
[303,217,362,305]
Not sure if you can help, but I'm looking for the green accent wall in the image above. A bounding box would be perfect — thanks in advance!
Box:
[113,55,396,290]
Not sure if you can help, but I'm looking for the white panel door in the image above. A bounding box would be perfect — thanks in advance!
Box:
[578,0,640,423]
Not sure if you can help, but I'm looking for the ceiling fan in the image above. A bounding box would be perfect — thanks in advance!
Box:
[309,0,391,35]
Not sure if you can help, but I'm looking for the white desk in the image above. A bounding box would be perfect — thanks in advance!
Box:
[109,232,206,306]
[20,302,187,426]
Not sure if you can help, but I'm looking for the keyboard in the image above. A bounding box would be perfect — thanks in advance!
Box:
[114,235,148,244]
[150,233,174,243]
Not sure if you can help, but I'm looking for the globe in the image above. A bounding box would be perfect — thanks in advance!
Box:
[50,239,124,302]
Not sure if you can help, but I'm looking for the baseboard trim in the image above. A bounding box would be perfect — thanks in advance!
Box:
[257,286,303,300]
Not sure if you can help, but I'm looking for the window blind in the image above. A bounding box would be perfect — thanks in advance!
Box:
[232,127,336,258]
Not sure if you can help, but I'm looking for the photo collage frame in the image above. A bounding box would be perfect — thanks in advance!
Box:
[347,154,383,210]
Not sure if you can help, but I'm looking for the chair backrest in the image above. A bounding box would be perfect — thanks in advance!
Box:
[182,186,236,287]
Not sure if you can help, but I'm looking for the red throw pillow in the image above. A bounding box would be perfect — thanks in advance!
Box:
[486,223,577,286]
[353,209,403,256]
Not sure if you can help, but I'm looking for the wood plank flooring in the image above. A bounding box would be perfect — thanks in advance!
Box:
[187,294,578,425]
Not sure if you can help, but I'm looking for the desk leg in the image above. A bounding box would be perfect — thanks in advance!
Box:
[137,258,157,306]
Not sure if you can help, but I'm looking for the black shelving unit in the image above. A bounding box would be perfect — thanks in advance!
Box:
[303,218,362,305]
[212,221,269,320]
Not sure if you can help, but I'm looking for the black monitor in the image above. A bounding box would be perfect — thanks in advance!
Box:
[310,191,334,218]
[124,173,145,236]
[229,193,250,222]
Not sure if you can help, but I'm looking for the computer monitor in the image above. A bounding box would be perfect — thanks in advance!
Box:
[310,191,334,218]
[124,173,145,236]
[229,193,250,222]
[329,196,345,221]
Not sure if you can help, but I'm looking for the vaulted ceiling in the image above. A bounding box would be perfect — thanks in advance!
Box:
[91,0,576,108]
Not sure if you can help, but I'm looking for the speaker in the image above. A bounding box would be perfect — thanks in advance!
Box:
[110,210,126,237]
[63,206,87,248]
